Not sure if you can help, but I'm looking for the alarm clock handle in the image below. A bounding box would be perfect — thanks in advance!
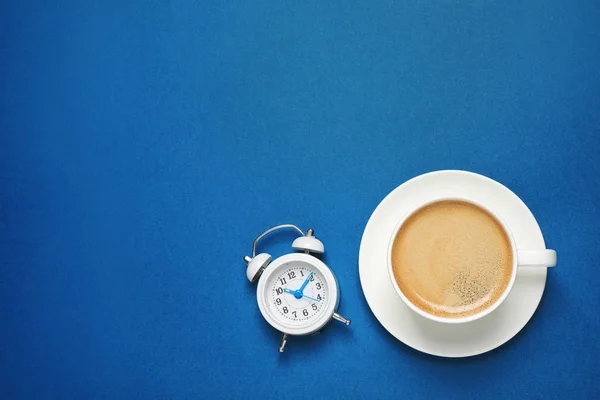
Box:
[251,224,305,257]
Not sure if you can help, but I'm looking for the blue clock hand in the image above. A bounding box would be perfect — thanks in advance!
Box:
[298,272,312,294]
[299,293,320,302]
[283,288,320,302]
[283,288,302,299]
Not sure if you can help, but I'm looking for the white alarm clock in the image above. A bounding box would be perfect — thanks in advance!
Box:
[244,224,351,352]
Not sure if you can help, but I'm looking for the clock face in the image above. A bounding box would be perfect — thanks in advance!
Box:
[257,254,339,335]
[267,265,327,323]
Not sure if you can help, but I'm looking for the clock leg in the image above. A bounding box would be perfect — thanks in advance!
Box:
[278,333,288,353]
[333,312,351,326]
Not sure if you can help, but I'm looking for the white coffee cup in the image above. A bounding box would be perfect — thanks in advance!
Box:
[387,196,557,324]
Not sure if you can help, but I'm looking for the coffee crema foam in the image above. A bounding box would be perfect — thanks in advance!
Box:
[391,200,513,319]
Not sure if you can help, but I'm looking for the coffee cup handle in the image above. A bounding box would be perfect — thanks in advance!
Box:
[517,250,557,267]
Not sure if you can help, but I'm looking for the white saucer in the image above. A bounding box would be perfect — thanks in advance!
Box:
[358,170,549,357]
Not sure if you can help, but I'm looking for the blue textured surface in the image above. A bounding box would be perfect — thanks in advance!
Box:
[1,1,600,398]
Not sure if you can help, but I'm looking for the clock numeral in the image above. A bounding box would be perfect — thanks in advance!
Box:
[276,298,282,305]
[292,311,297,318]
[303,309,309,317]
[283,307,288,314]
[312,304,318,311]
[300,270,304,277]
[276,287,283,295]
[317,294,322,301]
[288,271,296,279]
[315,282,322,290]
[280,277,287,285]
[310,274,315,282]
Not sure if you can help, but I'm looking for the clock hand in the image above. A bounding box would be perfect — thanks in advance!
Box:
[297,272,312,294]
[283,288,320,302]
[299,293,320,302]
[283,288,302,299]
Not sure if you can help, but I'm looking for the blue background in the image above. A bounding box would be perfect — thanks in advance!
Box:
[1,0,599,398]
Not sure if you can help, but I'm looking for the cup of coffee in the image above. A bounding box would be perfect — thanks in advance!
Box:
[387,197,556,324]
